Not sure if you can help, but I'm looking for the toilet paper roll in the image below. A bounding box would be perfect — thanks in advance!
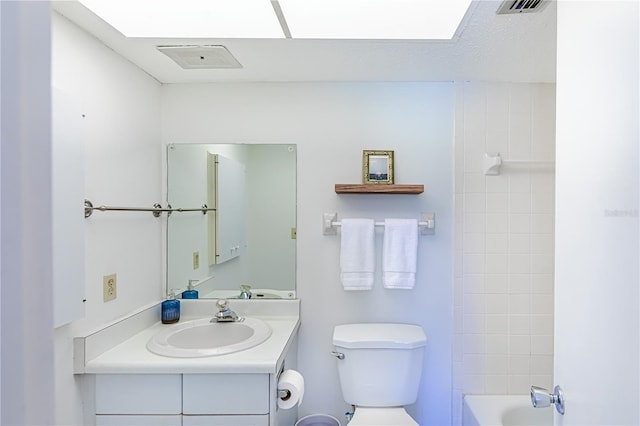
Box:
[277,369,305,409]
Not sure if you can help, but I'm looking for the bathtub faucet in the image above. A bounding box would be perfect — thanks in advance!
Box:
[530,385,565,415]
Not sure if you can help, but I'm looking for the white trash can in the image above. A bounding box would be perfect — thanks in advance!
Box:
[295,414,341,426]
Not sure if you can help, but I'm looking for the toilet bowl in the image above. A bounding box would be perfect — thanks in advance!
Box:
[349,407,417,426]
[331,323,427,426]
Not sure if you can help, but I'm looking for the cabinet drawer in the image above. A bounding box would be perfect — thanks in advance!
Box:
[96,374,182,414]
[183,415,269,425]
[96,415,181,425]
[183,374,269,415]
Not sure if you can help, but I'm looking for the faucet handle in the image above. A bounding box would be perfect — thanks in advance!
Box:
[530,385,565,415]
[216,299,230,312]
[239,285,252,299]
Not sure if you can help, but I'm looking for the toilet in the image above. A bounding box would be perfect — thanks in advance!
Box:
[332,323,427,426]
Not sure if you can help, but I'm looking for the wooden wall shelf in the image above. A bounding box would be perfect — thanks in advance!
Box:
[335,184,424,194]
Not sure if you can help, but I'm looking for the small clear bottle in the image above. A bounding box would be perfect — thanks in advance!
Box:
[182,280,199,299]
[161,290,180,324]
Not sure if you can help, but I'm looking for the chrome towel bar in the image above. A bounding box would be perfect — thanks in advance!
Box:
[322,212,435,236]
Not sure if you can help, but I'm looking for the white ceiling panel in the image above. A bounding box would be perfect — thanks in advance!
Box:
[77,0,285,38]
[277,0,473,39]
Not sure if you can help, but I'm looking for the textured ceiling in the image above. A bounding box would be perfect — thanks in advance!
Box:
[52,0,557,84]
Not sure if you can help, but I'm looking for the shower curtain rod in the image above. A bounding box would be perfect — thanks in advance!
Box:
[84,199,215,218]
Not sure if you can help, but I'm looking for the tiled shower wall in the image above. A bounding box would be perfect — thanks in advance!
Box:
[452,82,556,424]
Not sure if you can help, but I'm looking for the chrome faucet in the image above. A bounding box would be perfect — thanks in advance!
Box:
[238,285,252,299]
[211,299,243,322]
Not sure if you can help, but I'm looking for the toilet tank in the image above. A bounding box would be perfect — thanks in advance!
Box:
[332,323,427,407]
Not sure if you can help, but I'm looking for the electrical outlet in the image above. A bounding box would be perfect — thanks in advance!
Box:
[193,251,200,270]
[103,273,117,302]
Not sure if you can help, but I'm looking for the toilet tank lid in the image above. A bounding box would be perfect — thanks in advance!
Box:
[332,323,427,349]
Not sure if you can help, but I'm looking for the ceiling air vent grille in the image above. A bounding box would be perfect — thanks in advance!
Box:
[157,45,242,69]
[497,0,549,14]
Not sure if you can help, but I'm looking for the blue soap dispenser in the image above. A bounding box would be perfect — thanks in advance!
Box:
[182,279,199,299]
[161,290,180,324]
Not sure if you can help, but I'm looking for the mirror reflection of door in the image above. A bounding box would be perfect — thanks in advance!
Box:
[207,153,246,266]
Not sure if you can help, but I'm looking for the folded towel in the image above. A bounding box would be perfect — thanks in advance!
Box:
[383,218,418,289]
[340,218,375,290]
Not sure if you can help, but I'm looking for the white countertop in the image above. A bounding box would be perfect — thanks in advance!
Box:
[76,300,300,375]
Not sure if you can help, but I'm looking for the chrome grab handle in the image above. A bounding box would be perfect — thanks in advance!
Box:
[331,350,345,360]
[531,385,565,415]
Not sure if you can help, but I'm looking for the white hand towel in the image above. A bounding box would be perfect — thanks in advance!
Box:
[340,218,375,290]
[383,218,418,289]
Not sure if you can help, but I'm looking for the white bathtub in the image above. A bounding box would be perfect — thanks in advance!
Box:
[463,395,553,426]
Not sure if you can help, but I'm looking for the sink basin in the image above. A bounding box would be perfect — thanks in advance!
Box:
[147,317,271,358]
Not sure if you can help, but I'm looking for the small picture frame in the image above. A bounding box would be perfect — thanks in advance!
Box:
[363,150,394,184]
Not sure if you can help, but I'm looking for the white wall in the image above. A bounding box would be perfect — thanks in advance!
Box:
[161,82,454,425]
[51,13,162,425]
[452,82,556,424]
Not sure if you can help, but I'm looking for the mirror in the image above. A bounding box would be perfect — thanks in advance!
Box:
[167,143,296,299]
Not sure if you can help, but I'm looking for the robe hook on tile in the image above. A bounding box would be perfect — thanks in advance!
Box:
[322,212,435,236]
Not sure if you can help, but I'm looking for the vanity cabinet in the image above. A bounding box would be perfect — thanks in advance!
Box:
[182,374,269,414]
[79,302,300,426]
[95,374,269,425]
[96,415,181,426]
[182,416,267,425]
[95,374,182,415]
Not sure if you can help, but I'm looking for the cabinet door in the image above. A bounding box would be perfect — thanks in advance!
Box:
[182,414,269,426]
[96,415,181,425]
[183,374,269,414]
[96,374,182,414]
[183,415,269,426]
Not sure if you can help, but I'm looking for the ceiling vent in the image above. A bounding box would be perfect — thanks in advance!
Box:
[496,0,549,14]
[157,45,242,69]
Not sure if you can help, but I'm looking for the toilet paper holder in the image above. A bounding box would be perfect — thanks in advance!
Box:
[276,365,291,400]
[276,368,304,409]
[278,389,292,400]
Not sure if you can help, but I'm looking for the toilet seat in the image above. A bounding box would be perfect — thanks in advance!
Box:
[349,407,418,426]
